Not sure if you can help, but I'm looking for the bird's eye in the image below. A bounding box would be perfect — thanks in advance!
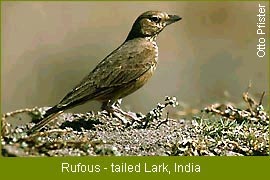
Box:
[149,16,161,23]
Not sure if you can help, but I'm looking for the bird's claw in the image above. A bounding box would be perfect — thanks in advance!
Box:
[104,103,141,126]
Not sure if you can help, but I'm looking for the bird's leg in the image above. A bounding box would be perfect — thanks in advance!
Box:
[113,99,122,109]
[102,99,140,125]
[102,99,128,124]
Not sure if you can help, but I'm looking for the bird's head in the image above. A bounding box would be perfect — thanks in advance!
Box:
[126,11,182,41]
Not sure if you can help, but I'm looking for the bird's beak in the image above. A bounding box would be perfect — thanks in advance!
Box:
[166,15,182,25]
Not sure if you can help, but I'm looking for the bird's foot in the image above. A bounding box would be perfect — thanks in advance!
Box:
[112,107,141,125]
[103,100,141,126]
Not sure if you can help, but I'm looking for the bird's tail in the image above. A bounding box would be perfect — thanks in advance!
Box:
[27,106,63,134]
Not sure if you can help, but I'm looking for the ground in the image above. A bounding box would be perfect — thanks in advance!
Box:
[1,93,269,157]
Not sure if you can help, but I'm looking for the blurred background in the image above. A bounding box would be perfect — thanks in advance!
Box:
[1,1,269,115]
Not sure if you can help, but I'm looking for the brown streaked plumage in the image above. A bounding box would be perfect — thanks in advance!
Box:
[28,10,181,134]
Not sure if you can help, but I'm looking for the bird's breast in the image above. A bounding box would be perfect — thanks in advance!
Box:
[152,40,158,65]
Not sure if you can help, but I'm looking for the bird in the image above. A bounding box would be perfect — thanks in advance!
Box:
[27,10,182,134]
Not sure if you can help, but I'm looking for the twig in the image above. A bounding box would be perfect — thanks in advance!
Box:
[242,81,257,113]
[259,91,265,106]
[156,112,169,129]
[2,107,39,119]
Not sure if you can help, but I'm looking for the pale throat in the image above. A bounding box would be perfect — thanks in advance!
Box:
[144,35,158,64]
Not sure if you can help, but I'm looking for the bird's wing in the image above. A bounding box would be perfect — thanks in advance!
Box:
[57,38,157,108]
[93,40,157,88]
